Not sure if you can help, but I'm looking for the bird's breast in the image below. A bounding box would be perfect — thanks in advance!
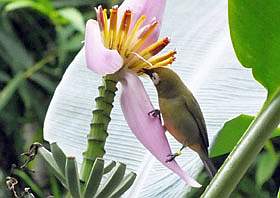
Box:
[159,97,189,145]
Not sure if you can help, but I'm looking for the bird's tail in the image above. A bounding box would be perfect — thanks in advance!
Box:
[198,151,217,178]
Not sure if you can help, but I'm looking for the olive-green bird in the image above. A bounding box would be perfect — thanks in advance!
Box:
[144,67,216,178]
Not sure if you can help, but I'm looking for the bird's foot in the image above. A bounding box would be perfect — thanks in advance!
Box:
[148,109,161,118]
[165,150,182,163]
[148,109,165,127]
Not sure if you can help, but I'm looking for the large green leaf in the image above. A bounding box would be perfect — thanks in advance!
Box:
[210,114,280,157]
[229,0,280,98]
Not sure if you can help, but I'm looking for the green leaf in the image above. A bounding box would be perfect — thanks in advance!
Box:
[4,0,38,12]
[0,54,54,112]
[31,73,56,93]
[83,158,104,198]
[65,157,81,198]
[229,0,280,98]
[38,147,66,188]
[0,72,25,112]
[0,64,36,113]
[103,161,116,175]
[18,81,32,110]
[50,142,66,175]
[0,71,10,82]
[49,174,62,198]
[210,114,280,157]
[256,152,279,187]
[95,162,126,198]
[12,169,44,197]
[0,23,33,70]
[237,176,270,198]
[278,188,280,198]
[58,8,84,32]
[110,172,137,198]
[52,0,96,8]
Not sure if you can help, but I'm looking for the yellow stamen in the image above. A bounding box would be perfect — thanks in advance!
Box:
[122,15,146,56]
[95,6,105,41]
[116,10,132,52]
[149,50,176,65]
[152,57,176,68]
[130,52,153,68]
[140,37,170,56]
[126,37,170,68]
[109,6,118,49]
[129,21,158,52]
[134,50,176,69]
[102,9,109,47]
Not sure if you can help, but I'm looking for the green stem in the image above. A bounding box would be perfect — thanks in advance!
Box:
[201,89,280,198]
[80,75,118,182]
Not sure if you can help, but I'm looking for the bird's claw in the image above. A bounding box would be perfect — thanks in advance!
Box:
[165,151,182,163]
[148,109,161,118]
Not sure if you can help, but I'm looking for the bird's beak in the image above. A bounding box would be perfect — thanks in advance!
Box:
[142,68,153,78]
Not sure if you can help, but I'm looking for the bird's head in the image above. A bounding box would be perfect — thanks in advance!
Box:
[143,67,183,98]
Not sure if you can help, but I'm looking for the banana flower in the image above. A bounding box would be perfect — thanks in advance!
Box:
[84,0,200,187]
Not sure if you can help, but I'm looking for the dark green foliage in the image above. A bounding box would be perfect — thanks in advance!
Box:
[0,0,117,196]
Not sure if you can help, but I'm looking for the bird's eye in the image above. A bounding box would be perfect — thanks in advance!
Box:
[151,73,160,85]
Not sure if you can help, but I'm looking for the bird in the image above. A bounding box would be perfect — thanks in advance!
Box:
[144,67,217,178]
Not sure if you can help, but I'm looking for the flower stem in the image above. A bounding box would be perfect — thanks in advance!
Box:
[201,89,280,198]
[80,75,118,182]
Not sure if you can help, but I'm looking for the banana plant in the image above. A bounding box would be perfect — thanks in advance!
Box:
[38,143,136,198]
[43,0,267,196]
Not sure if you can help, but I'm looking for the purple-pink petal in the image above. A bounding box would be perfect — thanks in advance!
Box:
[120,71,201,187]
[85,19,123,75]
[118,0,166,46]
[119,0,166,26]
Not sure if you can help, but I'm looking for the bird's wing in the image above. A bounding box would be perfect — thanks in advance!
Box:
[184,95,209,150]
